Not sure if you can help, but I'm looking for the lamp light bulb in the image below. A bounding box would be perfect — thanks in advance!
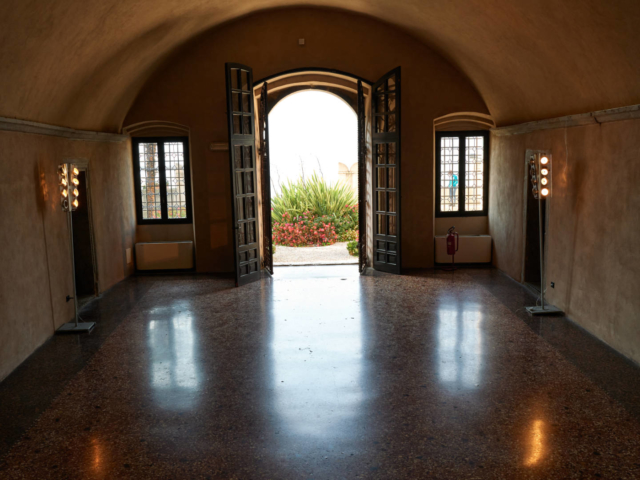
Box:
[73,167,79,175]
[541,178,548,185]
[540,156,549,165]
[72,178,79,186]
[73,188,79,197]
[72,199,79,208]
[541,168,549,175]
[541,188,549,196]
[62,189,68,198]
[61,178,67,186]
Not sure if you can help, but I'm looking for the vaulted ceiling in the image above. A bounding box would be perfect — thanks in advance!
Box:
[1,0,638,131]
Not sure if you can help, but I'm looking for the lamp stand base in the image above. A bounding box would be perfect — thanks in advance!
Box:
[57,322,96,333]
[525,305,563,316]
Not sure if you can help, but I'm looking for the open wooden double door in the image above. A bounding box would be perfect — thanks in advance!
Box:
[225,63,401,287]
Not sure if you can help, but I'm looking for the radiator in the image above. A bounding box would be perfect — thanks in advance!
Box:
[135,241,194,270]
[435,235,492,264]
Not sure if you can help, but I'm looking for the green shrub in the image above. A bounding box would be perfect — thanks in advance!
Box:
[339,228,358,242]
[272,173,357,223]
[346,240,359,256]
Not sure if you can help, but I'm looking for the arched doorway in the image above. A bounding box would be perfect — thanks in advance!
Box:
[267,89,359,267]
[225,65,401,286]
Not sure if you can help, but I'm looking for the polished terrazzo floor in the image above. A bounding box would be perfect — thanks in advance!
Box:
[1,266,639,479]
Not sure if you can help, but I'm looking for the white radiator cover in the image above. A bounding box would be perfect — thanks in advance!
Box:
[135,241,194,270]
[435,235,492,264]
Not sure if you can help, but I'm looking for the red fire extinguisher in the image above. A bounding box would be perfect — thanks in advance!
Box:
[446,226,459,270]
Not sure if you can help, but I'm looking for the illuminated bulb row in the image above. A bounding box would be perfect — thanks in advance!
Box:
[539,156,550,197]
[58,163,81,211]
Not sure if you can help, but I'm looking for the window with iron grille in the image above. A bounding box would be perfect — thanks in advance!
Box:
[132,137,192,224]
[435,131,489,217]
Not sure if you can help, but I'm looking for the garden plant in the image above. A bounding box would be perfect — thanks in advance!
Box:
[272,174,359,248]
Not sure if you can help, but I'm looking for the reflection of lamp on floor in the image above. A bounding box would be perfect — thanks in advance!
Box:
[525,153,563,316]
[56,163,96,333]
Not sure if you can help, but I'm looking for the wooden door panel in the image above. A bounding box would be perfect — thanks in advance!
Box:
[226,63,261,286]
[357,80,367,273]
[372,68,401,274]
[259,82,273,275]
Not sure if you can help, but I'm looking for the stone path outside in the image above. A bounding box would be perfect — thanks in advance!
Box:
[273,241,358,265]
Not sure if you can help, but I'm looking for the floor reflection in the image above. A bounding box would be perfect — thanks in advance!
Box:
[525,419,545,466]
[269,268,365,447]
[147,308,201,410]
[437,303,483,389]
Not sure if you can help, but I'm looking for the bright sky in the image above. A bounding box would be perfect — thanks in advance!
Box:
[269,90,357,195]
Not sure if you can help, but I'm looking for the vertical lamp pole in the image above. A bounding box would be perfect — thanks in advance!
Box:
[526,153,562,316]
[57,163,96,333]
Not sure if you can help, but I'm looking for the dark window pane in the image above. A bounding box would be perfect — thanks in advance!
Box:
[238,223,246,245]
[387,92,396,112]
[234,146,242,169]
[377,214,386,235]
[377,167,386,188]
[236,198,245,220]
[163,142,187,219]
[244,172,254,194]
[243,146,253,168]
[377,191,387,212]
[465,136,484,211]
[388,215,397,236]
[388,192,396,213]
[241,70,249,91]
[245,196,255,219]
[242,115,252,135]
[138,143,160,220]
[231,69,239,89]
[388,167,396,189]
[246,221,255,244]
[439,136,460,212]
[387,114,396,132]
[387,76,396,91]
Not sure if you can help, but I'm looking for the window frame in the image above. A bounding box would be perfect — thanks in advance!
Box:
[435,130,489,218]
[132,136,193,225]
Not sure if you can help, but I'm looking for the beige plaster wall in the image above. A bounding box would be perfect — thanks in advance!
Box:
[136,224,194,243]
[124,8,488,272]
[435,217,488,236]
[0,131,136,381]
[488,120,640,364]
[1,1,639,131]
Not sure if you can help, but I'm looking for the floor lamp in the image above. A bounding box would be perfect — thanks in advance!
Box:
[525,152,563,316]
[56,163,96,333]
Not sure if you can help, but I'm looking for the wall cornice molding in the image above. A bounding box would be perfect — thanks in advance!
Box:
[0,116,128,142]
[492,105,640,136]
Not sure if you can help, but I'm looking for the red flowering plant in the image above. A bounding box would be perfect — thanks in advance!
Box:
[272,211,339,247]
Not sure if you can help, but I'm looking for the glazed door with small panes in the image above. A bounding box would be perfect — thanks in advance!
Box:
[225,63,261,286]
[357,80,367,274]
[372,68,401,274]
[258,82,273,275]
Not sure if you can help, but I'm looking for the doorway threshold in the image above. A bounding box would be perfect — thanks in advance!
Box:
[274,260,358,267]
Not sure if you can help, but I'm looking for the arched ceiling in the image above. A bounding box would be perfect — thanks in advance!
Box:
[1,0,639,132]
